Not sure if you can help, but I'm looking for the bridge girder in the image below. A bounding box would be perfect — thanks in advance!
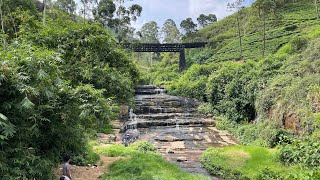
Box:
[123,42,207,71]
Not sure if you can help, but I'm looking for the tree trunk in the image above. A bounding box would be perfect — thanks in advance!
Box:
[316,0,319,19]
[43,0,46,26]
[263,13,266,57]
[0,0,6,49]
[83,4,86,23]
[237,15,242,59]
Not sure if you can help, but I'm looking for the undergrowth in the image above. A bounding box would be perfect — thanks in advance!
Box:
[96,142,210,180]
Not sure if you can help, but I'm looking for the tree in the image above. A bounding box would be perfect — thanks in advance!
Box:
[93,0,142,42]
[0,0,5,48]
[140,21,160,43]
[180,18,197,35]
[161,19,181,43]
[315,0,319,19]
[80,0,93,23]
[43,0,46,25]
[93,0,116,26]
[227,0,245,59]
[53,0,76,15]
[197,14,217,28]
[253,0,276,57]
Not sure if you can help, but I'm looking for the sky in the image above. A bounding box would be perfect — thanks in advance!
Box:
[74,0,256,30]
[125,0,256,30]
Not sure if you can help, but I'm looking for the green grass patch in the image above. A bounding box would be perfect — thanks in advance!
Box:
[96,143,210,180]
[201,145,318,179]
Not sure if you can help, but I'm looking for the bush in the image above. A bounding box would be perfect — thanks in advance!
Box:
[197,103,214,115]
[129,141,156,153]
[256,168,284,180]
[168,63,219,101]
[279,139,320,167]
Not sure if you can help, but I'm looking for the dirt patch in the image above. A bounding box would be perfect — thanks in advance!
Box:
[55,156,121,180]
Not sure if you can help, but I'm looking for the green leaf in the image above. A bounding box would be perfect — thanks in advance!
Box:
[37,69,48,80]
[0,113,8,121]
[21,97,35,109]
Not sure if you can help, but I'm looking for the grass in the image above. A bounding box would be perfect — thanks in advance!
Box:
[95,143,210,180]
[201,145,316,179]
[183,0,320,64]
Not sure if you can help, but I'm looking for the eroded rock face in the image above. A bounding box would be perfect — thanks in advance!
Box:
[124,85,213,129]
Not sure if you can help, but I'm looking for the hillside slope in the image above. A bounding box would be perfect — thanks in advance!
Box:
[184,0,319,63]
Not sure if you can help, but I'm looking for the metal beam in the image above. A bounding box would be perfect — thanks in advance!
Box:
[122,42,207,71]
[123,42,207,52]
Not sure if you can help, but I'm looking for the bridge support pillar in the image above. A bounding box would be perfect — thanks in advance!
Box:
[179,48,186,71]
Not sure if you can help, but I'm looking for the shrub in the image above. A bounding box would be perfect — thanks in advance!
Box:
[129,141,156,153]
[257,168,284,180]
[279,139,320,167]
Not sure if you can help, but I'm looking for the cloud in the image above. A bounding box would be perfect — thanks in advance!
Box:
[73,0,256,30]
[188,0,234,20]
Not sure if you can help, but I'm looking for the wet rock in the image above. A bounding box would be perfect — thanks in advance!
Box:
[125,129,140,138]
[177,157,187,162]
[166,148,175,154]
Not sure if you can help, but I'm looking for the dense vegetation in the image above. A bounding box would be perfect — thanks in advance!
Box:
[140,0,320,179]
[0,1,138,178]
[1,0,320,179]
[202,146,320,179]
[95,142,209,180]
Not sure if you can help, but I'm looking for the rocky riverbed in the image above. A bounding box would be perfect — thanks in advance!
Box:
[123,85,237,179]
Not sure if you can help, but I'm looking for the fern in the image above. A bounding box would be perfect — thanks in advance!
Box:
[20,96,34,110]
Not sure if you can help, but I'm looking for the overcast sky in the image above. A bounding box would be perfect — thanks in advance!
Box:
[125,0,256,30]
[75,0,256,30]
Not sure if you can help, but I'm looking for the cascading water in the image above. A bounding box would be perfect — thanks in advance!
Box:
[125,85,237,179]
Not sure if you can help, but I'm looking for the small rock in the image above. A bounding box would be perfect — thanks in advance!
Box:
[166,148,174,154]
[177,157,187,162]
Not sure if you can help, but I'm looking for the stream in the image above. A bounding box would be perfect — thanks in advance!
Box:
[123,85,237,179]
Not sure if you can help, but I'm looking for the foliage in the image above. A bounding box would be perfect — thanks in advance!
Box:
[53,0,76,15]
[97,144,209,180]
[201,145,318,180]
[139,21,160,43]
[279,139,320,167]
[22,15,139,103]
[167,63,219,101]
[215,117,293,148]
[180,18,197,35]
[197,14,217,28]
[129,141,156,153]
[0,4,139,178]
[91,0,142,42]
[141,53,180,86]
[161,19,181,43]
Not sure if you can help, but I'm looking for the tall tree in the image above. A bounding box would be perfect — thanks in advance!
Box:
[227,0,245,59]
[253,0,276,57]
[94,0,142,42]
[80,0,93,23]
[43,0,46,25]
[161,19,181,43]
[315,0,319,19]
[140,21,160,43]
[197,14,217,28]
[0,0,5,49]
[93,0,116,26]
[53,0,76,15]
[180,18,197,35]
